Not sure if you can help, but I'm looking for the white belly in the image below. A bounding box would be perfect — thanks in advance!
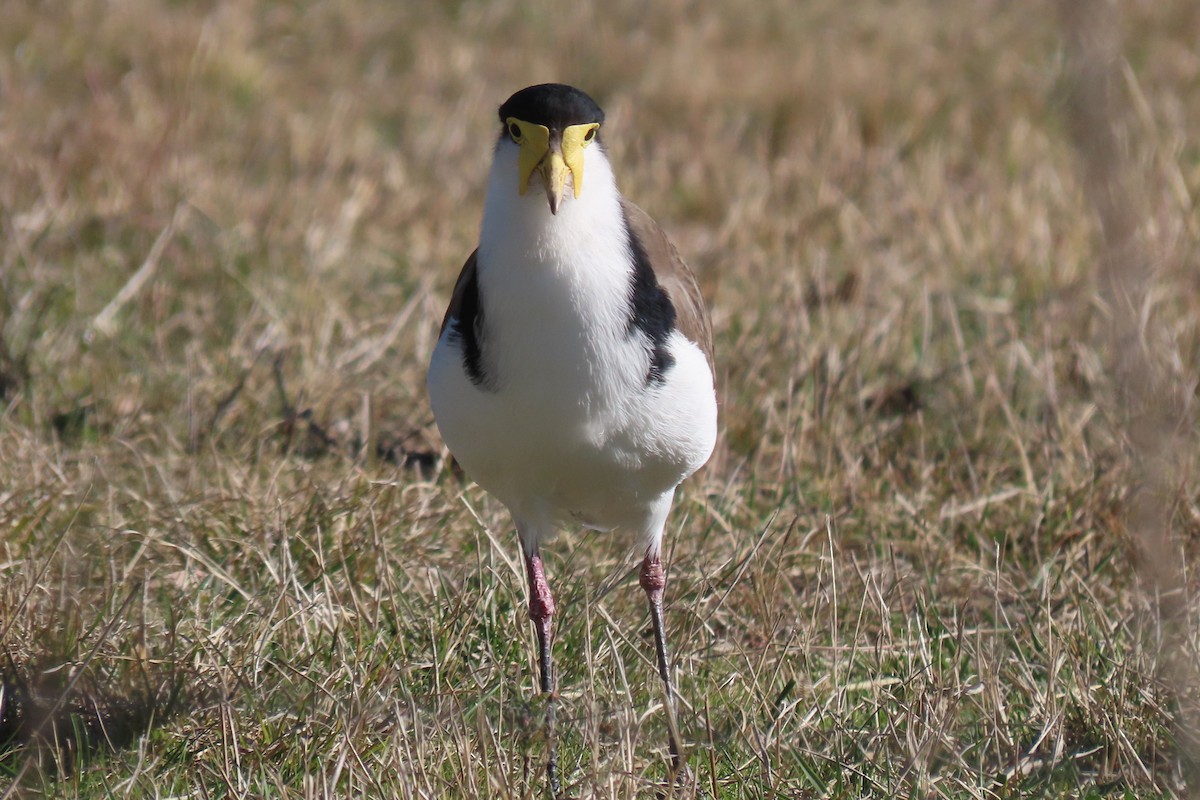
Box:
[428,328,716,534]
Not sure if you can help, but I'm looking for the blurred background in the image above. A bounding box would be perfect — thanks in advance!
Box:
[2,0,1199,797]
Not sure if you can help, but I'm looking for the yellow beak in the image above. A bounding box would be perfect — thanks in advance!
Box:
[512,119,597,215]
[539,144,571,215]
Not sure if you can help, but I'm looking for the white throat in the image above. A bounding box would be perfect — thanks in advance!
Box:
[475,140,640,394]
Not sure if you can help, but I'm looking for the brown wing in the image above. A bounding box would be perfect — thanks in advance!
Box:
[621,200,714,374]
[439,249,479,337]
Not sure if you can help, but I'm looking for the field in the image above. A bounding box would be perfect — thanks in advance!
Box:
[3,0,1200,797]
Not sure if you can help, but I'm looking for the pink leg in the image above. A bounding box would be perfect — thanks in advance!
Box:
[640,552,686,779]
[525,550,561,796]
[526,551,557,694]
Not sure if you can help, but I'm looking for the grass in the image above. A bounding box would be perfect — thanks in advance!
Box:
[2,0,1199,797]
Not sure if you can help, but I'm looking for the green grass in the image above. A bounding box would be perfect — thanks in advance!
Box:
[2,0,1200,797]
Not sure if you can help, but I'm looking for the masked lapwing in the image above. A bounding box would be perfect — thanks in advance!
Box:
[427,83,717,793]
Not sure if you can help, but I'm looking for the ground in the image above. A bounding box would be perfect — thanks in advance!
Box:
[2,0,1199,797]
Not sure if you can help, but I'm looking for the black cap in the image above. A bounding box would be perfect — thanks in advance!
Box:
[498,84,605,130]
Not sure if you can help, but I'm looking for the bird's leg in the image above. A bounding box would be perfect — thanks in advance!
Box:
[640,551,687,781]
[525,549,561,797]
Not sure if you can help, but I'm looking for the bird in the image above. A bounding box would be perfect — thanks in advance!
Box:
[427,83,717,794]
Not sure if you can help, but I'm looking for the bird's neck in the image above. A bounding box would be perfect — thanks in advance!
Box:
[475,149,642,391]
[480,146,630,319]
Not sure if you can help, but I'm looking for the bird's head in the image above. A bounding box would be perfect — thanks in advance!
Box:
[498,84,605,215]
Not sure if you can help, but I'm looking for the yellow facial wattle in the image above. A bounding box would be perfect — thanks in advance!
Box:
[506,117,600,214]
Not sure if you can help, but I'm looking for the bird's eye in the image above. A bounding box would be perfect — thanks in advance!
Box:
[508,121,522,141]
[583,126,597,142]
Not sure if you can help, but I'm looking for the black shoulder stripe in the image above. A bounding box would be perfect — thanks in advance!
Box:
[451,267,490,388]
[623,211,676,384]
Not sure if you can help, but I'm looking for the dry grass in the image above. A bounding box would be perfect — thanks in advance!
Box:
[2,0,1200,797]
